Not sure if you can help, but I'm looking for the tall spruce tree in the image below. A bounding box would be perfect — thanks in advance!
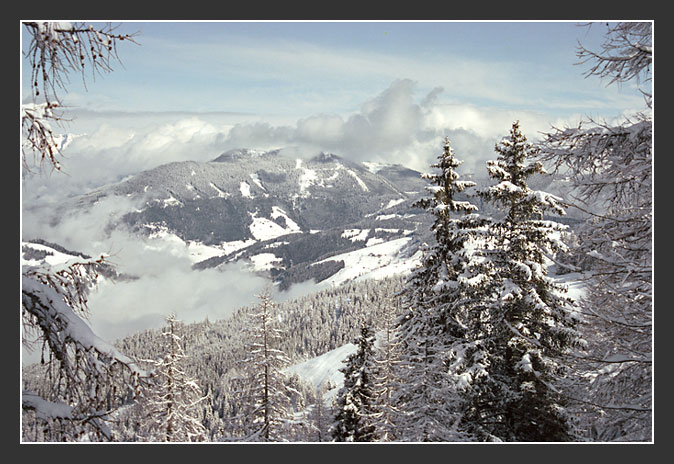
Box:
[458,121,583,442]
[332,319,378,442]
[396,137,487,441]
[239,287,294,442]
[136,314,207,442]
[371,298,403,441]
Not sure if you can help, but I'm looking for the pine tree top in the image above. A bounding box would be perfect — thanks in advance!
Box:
[481,121,566,222]
[416,137,476,214]
[414,137,480,252]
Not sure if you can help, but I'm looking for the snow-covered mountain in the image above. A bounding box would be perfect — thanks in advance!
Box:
[70,149,435,289]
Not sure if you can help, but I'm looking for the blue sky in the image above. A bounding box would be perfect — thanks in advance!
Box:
[22,21,645,118]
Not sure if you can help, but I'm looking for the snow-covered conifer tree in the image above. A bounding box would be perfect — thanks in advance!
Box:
[201,389,224,441]
[238,288,295,441]
[395,137,487,441]
[458,121,583,442]
[332,319,379,442]
[538,22,652,441]
[371,298,403,441]
[135,314,207,442]
[308,383,333,442]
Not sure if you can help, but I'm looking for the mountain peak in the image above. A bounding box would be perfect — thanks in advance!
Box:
[311,152,341,163]
[211,148,281,163]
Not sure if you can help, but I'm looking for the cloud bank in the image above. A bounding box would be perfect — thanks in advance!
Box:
[24,78,583,207]
[22,194,271,346]
[217,78,563,176]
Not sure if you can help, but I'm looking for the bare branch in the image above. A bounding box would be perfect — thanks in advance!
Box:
[576,22,652,88]
[21,21,139,172]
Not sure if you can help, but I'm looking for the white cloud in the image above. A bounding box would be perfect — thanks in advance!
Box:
[22,194,270,343]
[23,79,607,203]
[88,260,268,343]
[273,79,583,173]
[136,116,220,152]
[22,112,242,203]
[295,114,345,144]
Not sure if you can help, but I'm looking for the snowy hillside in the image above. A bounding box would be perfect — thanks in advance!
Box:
[286,343,357,402]
[21,240,119,281]
[315,235,422,287]
[22,241,84,267]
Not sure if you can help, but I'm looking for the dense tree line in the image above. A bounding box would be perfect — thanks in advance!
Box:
[24,275,406,441]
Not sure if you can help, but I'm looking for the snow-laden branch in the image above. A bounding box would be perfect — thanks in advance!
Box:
[565,392,651,413]
[22,390,73,421]
[23,274,146,374]
[21,102,64,171]
[22,254,148,440]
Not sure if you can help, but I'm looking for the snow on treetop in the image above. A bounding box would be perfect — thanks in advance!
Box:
[525,190,567,215]
[36,21,74,41]
[489,180,522,195]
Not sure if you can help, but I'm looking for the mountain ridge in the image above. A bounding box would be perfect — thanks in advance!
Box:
[68,149,434,289]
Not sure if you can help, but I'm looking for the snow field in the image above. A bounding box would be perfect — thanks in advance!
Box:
[21,242,82,267]
[240,181,253,198]
[317,236,420,286]
[341,228,370,242]
[249,173,266,192]
[250,253,283,271]
[209,182,229,198]
[249,209,302,241]
[143,224,255,263]
[285,343,357,402]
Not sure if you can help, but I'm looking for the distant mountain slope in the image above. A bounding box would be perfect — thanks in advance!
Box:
[72,149,435,289]
[89,149,422,239]
[21,239,121,281]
